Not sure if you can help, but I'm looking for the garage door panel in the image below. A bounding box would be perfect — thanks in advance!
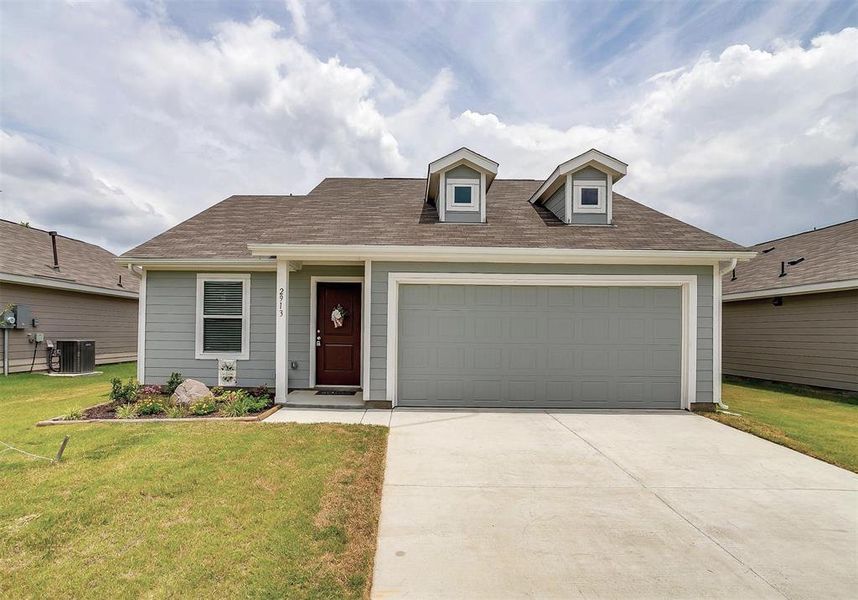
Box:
[397,284,681,409]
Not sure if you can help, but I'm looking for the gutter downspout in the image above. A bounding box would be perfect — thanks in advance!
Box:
[3,329,8,376]
[714,258,738,410]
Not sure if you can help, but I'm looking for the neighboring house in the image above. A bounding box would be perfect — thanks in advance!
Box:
[0,220,139,374]
[119,148,752,409]
[722,219,858,392]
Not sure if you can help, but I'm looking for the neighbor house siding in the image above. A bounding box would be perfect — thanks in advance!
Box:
[144,271,275,387]
[723,289,858,391]
[0,282,137,373]
[369,263,714,403]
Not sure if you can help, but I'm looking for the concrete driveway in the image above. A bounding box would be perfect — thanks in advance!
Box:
[371,410,858,599]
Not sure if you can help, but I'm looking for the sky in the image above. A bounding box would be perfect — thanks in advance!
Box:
[1,0,856,254]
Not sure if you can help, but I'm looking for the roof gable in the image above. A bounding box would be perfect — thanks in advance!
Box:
[530,149,627,204]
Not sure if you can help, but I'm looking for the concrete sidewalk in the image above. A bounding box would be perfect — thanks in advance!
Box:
[371,410,858,599]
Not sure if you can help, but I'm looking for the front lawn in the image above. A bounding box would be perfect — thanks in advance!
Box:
[706,378,858,473]
[0,363,387,599]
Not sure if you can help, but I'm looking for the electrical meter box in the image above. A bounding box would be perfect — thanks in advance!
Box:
[0,304,30,329]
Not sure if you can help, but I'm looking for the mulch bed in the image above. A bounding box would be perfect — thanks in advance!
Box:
[37,398,280,426]
[79,401,272,420]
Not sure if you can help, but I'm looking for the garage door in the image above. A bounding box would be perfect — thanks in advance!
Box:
[397,284,682,408]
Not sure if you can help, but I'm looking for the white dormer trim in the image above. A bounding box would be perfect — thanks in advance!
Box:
[445,178,480,211]
[529,148,627,205]
[428,147,499,177]
[572,180,608,214]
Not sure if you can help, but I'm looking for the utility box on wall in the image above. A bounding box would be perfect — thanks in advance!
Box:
[0,304,31,329]
[57,340,96,373]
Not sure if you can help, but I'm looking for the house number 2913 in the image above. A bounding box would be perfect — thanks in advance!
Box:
[278,287,285,317]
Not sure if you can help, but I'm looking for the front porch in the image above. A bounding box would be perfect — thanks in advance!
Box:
[273,260,375,404]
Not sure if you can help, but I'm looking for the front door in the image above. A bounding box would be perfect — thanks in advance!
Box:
[315,282,361,386]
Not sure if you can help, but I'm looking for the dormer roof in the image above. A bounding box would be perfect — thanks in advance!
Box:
[529,148,627,204]
[425,147,499,204]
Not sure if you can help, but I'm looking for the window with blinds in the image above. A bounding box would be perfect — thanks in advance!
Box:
[196,275,249,358]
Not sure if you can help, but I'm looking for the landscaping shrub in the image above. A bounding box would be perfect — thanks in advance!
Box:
[220,396,252,417]
[109,378,138,404]
[139,384,162,395]
[188,397,217,416]
[165,405,186,418]
[135,396,165,416]
[164,372,184,396]
[115,404,138,419]
[60,408,83,421]
[211,386,224,397]
[251,384,271,399]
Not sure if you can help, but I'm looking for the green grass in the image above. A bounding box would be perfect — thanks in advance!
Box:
[706,378,858,473]
[0,363,387,599]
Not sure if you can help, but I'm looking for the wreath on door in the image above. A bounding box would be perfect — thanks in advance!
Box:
[331,304,349,328]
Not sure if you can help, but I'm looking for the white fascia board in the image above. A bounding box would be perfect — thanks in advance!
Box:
[529,149,628,204]
[247,243,755,265]
[723,278,858,302]
[115,257,277,271]
[428,147,499,176]
[0,272,139,299]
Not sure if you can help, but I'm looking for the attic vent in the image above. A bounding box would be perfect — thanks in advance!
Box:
[761,246,776,254]
[49,231,59,270]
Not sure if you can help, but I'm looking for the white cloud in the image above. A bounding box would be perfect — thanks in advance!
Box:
[0,2,855,252]
[284,0,308,38]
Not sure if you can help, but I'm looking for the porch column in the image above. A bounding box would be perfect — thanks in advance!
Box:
[275,258,289,403]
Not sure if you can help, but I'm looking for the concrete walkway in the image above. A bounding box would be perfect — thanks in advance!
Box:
[371,410,858,600]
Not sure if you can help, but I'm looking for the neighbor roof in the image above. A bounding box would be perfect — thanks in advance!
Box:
[723,219,858,296]
[0,220,139,294]
[123,178,744,260]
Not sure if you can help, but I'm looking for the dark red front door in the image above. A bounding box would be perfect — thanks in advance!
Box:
[316,282,361,386]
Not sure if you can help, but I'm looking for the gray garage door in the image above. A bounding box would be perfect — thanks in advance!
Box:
[397,284,682,408]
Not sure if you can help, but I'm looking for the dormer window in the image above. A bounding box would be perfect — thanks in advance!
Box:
[446,179,479,211]
[573,180,607,213]
[425,147,499,223]
[529,149,628,226]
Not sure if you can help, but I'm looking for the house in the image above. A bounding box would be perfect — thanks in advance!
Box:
[0,220,139,374]
[119,148,753,409]
[722,219,858,392]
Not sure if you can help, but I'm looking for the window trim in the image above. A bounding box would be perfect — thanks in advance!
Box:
[195,273,251,360]
[572,180,607,214]
[445,178,480,211]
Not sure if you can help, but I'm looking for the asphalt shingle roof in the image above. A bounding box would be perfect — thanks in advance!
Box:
[123,178,745,259]
[0,220,139,294]
[723,219,858,295]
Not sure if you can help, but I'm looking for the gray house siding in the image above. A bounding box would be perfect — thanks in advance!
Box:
[446,165,480,179]
[370,262,713,403]
[145,271,275,387]
[723,289,858,391]
[144,266,363,389]
[544,185,566,223]
[571,167,607,182]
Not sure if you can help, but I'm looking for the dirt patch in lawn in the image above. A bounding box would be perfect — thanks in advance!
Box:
[314,425,388,598]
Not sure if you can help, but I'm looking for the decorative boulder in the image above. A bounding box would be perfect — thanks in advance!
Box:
[171,379,213,405]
